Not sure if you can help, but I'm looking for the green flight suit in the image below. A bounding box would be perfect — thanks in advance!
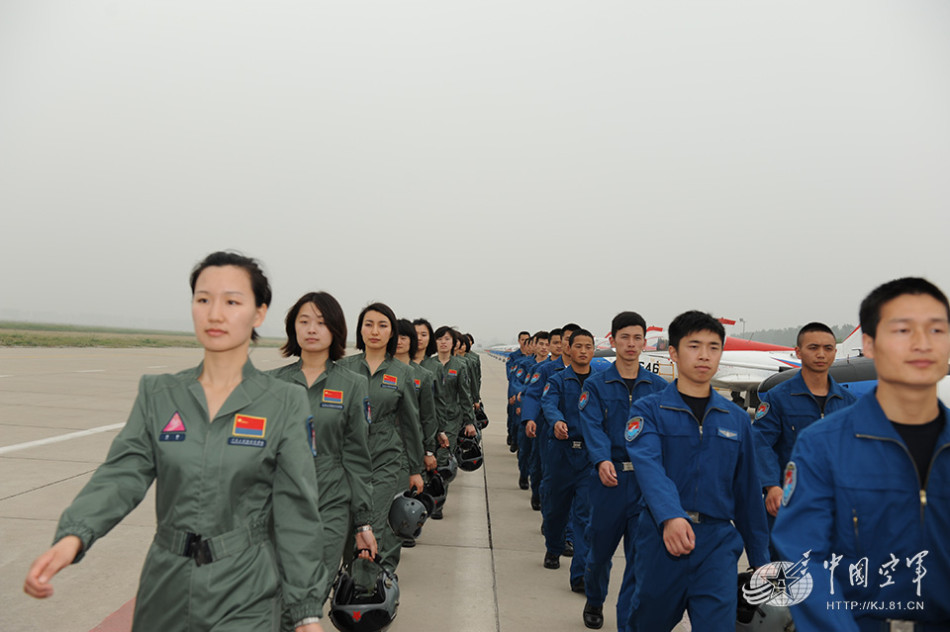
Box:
[419,356,448,435]
[269,359,372,614]
[53,360,326,631]
[337,353,421,573]
[409,361,440,456]
[432,355,475,467]
[463,351,483,404]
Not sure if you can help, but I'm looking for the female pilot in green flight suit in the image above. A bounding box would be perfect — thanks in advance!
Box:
[269,291,377,626]
[338,302,423,576]
[24,251,327,632]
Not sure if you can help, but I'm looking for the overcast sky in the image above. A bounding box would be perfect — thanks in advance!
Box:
[2,1,948,346]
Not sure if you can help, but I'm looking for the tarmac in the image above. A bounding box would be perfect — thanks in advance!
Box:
[0,347,693,632]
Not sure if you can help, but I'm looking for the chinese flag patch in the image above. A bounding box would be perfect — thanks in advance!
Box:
[233,414,267,438]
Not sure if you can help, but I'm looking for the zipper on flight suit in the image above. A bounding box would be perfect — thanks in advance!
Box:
[855,434,934,523]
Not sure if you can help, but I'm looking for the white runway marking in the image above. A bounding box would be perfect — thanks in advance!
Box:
[146,365,167,369]
[0,423,125,455]
[0,375,11,378]
[75,369,105,373]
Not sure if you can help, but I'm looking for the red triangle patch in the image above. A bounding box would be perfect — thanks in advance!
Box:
[162,412,186,433]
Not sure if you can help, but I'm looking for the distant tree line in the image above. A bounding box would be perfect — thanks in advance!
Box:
[733,324,856,347]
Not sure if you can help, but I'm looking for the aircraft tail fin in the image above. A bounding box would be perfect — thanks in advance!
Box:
[838,326,863,359]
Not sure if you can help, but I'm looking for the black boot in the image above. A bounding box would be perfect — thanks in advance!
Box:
[583,602,604,629]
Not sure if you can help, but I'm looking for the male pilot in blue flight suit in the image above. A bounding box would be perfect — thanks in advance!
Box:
[577,312,666,631]
[752,321,857,541]
[541,329,604,591]
[506,331,531,449]
[516,331,550,491]
[773,278,950,631]
[626,311,769,632]
[524,324,579,511]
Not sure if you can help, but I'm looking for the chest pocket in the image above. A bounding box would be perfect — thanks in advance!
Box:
[704,425,741,487]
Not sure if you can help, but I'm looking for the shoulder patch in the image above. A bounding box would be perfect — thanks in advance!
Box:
[307,417,318,457]
[530,372,541,384]
[363,397,373,424]
[543,383,550,396]
[516,368,525,378]
[625,416,644,442]
[754,402,770,421]
[782,461,797,506]
[579,391,590,411]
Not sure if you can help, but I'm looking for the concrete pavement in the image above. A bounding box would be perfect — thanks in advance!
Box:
[1,347,683,631]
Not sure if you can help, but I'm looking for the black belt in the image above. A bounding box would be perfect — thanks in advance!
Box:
[685,511,721,524]
[155,521,268,567]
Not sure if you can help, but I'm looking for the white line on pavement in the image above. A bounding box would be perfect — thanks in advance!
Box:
[0,423,125,455]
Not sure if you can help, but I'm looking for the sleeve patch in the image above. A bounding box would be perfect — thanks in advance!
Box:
[579,391,590,411]
[625,416,644,442]
[542,384,550,396]
[754,402,770,421]
[363,397,373,424]
[307,416,318,457]
[530,372,541,384]
[781,461,797,506]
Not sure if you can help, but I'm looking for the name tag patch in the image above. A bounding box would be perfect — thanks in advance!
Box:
[159,411,187,442]
[382,374,398,390]
[717,428,738,440]
[228,437,267,448]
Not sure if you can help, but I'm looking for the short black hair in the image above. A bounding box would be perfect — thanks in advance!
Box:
[465,333,475,345]
[355,302,398,356]
[518,330,531,339]
[434,325,457,353]
[190,251,271,342]
[569,328,595,346]
[457,331,472,352]
[412,318,437,356]
[549,327,564,339]
[668,311,724,349]
[796,322,835,347]
[396,318,419,359]
[860,277,950,339]
[533,330,549,342]
[281,291,347,360]
[611,311,647,338]
[561,323,581,334]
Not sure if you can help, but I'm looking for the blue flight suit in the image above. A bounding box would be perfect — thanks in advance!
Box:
[578,363,666,632]
[626,381,769,632]
[505,350,525,443]
[541,365,597,585]
[516,357,547,491]
[772,391,950,631]
[522,358,569,520]
[753,371,857,490]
